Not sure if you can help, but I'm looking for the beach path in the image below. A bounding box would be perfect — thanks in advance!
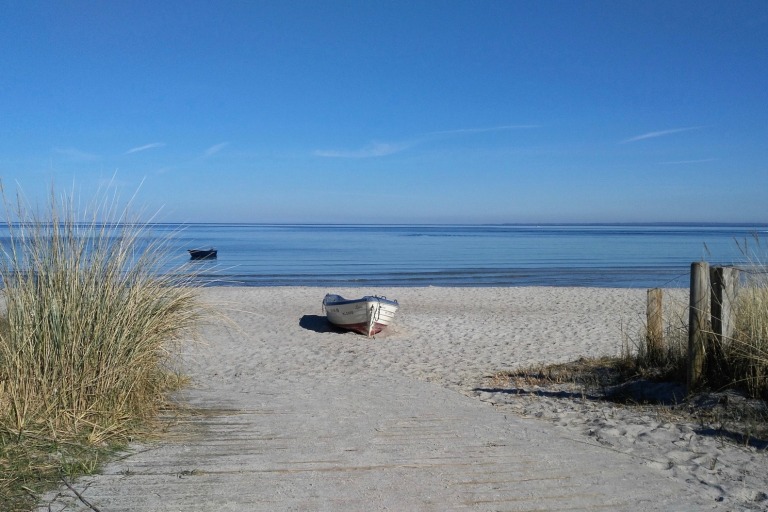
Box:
[38,287,725,511]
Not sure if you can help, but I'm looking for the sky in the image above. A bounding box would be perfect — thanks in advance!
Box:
[1,1,766,224]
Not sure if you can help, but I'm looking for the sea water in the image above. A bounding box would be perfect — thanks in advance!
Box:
[148,223,768,288]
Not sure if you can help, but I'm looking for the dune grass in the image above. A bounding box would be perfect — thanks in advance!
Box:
[625,249,768,402]
[726,268,768,399]
[0,184,204,510]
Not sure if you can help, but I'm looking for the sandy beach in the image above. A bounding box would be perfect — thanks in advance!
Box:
[38,287,768,511]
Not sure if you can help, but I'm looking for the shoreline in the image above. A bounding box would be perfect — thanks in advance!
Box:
[192,273,693,288]
[39,286,767,510]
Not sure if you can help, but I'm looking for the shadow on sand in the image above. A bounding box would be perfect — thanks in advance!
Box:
[473,385,768,449]
[299,314,340,334]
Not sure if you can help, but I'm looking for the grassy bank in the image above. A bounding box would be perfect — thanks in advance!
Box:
[0,186,203,510]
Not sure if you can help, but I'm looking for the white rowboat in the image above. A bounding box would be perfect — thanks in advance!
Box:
[322,294,399,337]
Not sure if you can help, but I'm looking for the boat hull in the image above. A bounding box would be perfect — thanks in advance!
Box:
[323,294,398,337]
[188,249,217,260]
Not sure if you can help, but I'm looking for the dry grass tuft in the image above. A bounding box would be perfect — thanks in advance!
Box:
[725,267,768,399]
[0,183,205,510]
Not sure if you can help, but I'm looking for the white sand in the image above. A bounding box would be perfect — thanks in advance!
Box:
[38,287,767,511]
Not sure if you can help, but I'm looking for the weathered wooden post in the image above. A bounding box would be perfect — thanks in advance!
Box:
[646,288,664,363]
[710,266,740,345]
[687,262,710,393]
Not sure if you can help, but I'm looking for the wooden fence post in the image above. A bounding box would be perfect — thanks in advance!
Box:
[646,288,663,362]
[688,262,710,393]
[710,266,740,346]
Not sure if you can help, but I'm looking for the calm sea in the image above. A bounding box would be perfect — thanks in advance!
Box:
[147,223,768,288]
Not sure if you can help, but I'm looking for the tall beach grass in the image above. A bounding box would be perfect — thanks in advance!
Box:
[0,184,204,509]
[726,262,768,399]
[627,242,768,402]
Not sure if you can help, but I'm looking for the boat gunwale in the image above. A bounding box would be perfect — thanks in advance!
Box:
[323,294,398,307]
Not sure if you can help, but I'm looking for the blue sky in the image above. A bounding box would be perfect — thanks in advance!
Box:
[1,1,766,224]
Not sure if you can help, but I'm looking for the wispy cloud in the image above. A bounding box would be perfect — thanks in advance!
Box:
[314,141,411,158]
[621,126,704,144]
[53,147,99,161]
[315,124,538,159]
[204,142,229,157]
[426,124,541,136]
[659,158,717,165]
[125,142,165,154]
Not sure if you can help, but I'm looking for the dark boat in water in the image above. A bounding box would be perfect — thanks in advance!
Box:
[188,248,217,260]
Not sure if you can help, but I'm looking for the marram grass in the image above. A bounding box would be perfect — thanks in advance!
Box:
[627,252,768,401]
[729,270,768,399]
[0,185,204,510]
